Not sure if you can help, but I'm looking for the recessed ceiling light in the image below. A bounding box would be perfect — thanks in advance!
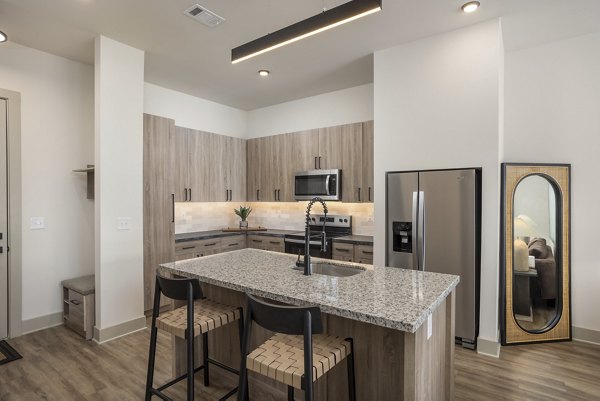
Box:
[258,70,270,77]
[461,1,480,13]
[0,31,7,43]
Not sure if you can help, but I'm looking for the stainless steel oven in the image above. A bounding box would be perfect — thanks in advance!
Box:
[294,169,341,201]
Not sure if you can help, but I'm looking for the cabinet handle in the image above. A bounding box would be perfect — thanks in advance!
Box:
[228,243,239,247]
[184,188,187,202]
[358,187,361,202]
[70,300,82,306]
[229,190,232,201]
[269,241,280,244]
[189,188,192,201]
[226,189,229,201]
[314,156,318,169]
[362,250,374,255]
[368,187,372,202]
[335,248,350,252]
[171,194,175,223]
[318,156,322,169]
[204,243,217,247]
[257,189,260,201]
[252,239,262,243]
[274,189,277,201]
[181,246,195,250]
[277,189,281,201]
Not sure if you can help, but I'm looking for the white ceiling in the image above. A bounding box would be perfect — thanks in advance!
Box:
[1,0,599,110]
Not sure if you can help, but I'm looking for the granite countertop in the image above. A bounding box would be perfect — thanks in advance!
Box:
[175,229,298,243]
[159,249,459,333]
[332,235,374,246]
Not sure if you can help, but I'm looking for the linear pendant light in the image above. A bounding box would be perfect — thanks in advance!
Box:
[231,0,382,64]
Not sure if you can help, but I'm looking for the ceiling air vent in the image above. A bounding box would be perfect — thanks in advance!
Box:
[184,4,225,28]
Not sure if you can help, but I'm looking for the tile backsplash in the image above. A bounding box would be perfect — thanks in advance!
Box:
[175,202,374,235]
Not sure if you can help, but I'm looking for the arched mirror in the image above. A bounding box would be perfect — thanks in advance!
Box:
[501,163,571,345]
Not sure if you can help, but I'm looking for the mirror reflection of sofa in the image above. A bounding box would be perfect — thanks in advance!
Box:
[529,237,556,306]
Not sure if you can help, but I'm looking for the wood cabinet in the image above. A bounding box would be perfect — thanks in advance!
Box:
[143,114,176,311]
[247,235,285,252]
[362,120,374,203]
[331,241,373,264]
[246,122,373,203]
[174,127,246,203]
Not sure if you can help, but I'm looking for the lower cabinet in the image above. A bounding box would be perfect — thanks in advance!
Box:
[247,235,285,253]
[332,242,374,264]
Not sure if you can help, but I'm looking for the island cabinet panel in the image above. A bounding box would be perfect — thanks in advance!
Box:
[170,282,455,401]
[143,114,175,311]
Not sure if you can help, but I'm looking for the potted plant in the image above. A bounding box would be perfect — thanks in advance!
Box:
[234,205,252,229]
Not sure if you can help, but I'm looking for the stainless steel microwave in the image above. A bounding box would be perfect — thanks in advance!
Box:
[294,169,342,201]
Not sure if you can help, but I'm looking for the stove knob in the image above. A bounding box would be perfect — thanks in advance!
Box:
[344,219,348,223]
[339,218,343,222]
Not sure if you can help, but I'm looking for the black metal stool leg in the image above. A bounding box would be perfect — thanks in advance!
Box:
[145,325,158,401]
[346,338,356,401]
[288,385,295,401]
[203,332,210,387]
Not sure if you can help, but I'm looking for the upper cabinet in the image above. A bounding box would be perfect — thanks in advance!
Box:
[246,121,373,203]
[174,126,246,203]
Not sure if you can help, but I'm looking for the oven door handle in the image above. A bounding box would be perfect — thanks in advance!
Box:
[285,239,324,246]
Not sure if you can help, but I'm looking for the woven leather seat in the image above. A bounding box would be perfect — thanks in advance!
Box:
[156,298,241,338]
[247,333,351,390]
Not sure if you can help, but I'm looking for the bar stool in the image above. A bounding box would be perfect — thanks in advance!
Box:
[145,275,244,401]
[237,294,356,401]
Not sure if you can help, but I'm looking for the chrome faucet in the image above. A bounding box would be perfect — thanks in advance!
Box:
[296,197,328,275]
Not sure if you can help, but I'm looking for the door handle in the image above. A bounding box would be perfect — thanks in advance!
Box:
[412,191,419,270]
[418,191,425,271]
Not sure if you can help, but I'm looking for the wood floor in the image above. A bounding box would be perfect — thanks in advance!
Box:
[1,324,599,400]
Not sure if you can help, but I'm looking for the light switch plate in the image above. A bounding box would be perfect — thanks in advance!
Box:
[117,217,132,230]
[30,217,45,230]
[427,314,433,340]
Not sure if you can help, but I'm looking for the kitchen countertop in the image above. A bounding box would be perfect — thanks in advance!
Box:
[332,235,373,246]
[175,229,298,243]
[159,248,459,333]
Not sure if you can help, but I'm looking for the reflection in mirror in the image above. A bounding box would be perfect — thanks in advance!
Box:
[512,175,559,332]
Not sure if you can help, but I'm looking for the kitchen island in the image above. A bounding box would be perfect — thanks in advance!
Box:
[159,249,459,401]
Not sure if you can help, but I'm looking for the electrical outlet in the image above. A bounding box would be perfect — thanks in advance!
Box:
[117,217,132,230]
[30,217,45,230]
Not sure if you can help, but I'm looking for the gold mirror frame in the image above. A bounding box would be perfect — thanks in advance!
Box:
[501,163,571,345]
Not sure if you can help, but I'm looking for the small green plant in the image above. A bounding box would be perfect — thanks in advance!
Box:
[234,205,253,221]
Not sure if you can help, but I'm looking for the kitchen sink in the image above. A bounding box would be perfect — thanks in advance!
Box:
[293,262,365,277]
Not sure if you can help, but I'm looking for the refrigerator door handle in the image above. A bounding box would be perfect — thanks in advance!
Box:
[412,191,419,270]
[418,190,425,270]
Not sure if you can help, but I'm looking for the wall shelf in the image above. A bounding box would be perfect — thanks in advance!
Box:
[73,164,95,200]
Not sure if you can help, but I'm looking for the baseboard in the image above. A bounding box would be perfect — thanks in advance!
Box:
[477,336,501,358]
[573,326,600,345]
[93,316,147,344]
[21,312,64,335]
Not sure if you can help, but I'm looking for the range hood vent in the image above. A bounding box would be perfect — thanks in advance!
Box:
[184,4,225,27]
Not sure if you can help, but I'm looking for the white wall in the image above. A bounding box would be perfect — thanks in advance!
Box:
[246,84,374,138]
[505,32,600,333]
[144,83,247,138]
[0,43,94,325]
[95,36,145,334]
[373,20,504,344]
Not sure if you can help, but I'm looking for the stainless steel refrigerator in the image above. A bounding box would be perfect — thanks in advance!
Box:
[386,168,481,349]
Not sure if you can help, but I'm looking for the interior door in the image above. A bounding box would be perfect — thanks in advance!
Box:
[0,99,8,339]
[419,169,477,344]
